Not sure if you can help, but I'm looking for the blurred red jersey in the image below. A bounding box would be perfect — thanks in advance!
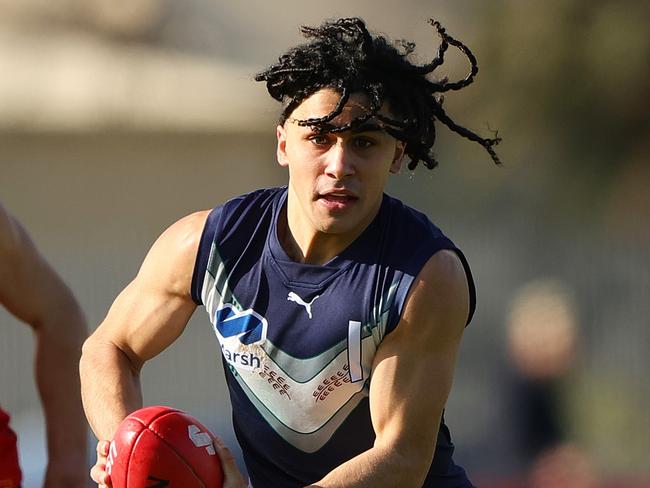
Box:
[0,407,21,488]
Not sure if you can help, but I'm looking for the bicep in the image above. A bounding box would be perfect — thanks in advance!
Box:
[89,211,209,369]
[369,250,470,458]
[95,279,196,369]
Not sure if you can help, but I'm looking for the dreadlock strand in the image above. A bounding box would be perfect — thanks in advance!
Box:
[431,102,502,165]
[432,21,480,92]
[413,20,450,74]
[295,86,351,127]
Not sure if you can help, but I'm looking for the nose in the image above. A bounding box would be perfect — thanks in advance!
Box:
[324,142,355,180]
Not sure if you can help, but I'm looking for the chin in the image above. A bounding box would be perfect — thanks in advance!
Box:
[315,217,360,236]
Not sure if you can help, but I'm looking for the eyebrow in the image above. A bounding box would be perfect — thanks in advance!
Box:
[302,121,385,134]
[349,122,384,133]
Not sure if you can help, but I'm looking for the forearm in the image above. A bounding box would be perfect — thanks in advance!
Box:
[79,336,144,441]
[33,303,86,456]
[308,443,430,488]
[32,303,88,487]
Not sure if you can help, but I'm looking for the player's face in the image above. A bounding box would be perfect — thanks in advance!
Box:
[277,88,405,241]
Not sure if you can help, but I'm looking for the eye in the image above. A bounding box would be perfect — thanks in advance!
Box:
[352,137,375,149]
[309,134,330,146]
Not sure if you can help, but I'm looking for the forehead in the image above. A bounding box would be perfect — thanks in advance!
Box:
[289,88,390,127]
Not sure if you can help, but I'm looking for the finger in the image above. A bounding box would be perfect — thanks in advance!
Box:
[97,440,110,458]
[90,462,111,486]
[92,440,112,486]
[213,436,234,466]
[212,437,246,487]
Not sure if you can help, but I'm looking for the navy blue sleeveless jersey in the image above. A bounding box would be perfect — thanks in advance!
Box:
[191,187,476,487]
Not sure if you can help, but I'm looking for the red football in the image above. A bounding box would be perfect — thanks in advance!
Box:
[106,406,224,488]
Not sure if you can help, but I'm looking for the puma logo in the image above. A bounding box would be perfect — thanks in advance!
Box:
[287,291,320,319]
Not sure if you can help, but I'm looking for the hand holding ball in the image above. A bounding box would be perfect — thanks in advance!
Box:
[107,406,224,488]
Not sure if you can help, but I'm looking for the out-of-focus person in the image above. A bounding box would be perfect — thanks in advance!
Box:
[506,278,598,487]
[0,203,87,488]
[529,443,597,488]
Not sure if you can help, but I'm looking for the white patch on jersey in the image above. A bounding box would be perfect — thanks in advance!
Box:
[234,334,376,432]
[347,320,363,382]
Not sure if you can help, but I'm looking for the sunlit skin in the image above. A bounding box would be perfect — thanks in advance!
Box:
[276,88,406,265]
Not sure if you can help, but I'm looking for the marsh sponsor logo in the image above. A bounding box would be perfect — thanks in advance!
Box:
[215,304,267,345]
[221,343,262,370]
[215,304,266,370]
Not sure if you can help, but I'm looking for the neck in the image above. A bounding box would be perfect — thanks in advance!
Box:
[277,208,340,265]
[278,192,377,265]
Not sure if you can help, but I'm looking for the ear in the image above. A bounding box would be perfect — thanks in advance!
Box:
[276,124,289,167]
[389,141,406,174]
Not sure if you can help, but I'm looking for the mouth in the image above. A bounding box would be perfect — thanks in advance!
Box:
[317,190,359,210]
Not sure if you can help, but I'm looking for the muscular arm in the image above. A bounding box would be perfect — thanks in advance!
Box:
[0,205,87,487]
[79,210,208,442]
[309,250,470,488]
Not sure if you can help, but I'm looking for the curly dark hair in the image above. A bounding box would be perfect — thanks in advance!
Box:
[255,17,501,170]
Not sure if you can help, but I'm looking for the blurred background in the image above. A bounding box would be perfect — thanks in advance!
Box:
[1,0,648,486]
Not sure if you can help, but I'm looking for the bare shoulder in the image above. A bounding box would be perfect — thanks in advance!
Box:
[155,210,211,253]
[400,249,470,343]
[135,210,211,296]
[409,250,468,303]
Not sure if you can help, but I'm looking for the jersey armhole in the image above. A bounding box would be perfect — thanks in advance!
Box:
[451,247,477,325]
[190,207,223,305]
[387,242,477,336]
